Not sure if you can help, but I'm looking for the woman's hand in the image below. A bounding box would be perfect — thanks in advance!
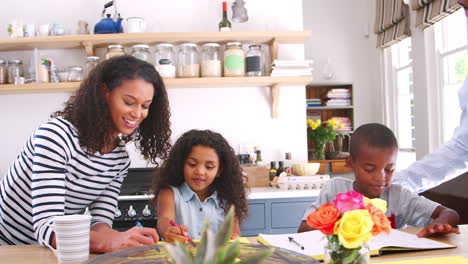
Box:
[164,224,189,243]
[90,225,159,253]
[417,223,460,237]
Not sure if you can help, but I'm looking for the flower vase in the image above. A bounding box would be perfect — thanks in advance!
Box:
[324,236,370,264]
[315,141,326,160]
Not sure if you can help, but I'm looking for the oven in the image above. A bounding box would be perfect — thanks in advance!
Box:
[113,167,157,231]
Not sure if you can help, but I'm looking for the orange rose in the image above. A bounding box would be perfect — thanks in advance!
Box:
[366,203,391,236]
[306,203,340,235]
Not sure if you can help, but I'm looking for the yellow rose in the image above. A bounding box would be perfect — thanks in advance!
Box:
[339,124,345,129]
[307,119,313,128]
[364,197,387,213]
[334,209,373,248]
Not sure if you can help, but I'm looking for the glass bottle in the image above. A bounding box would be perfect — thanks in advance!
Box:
[255,150,264,166]
[224,42,245,77]
[218,1,231,32]
[246,44,263,76]
[322,57,334,80]
[0,59,7,84]
[284,152,292,175]
[276,161,285,176]
[7,59,23,84]
[177,43,199,78]
[130,44,151,62]
[83,56,99,78]
[105,44,125,60]
[201,43,221,77]
[154,43,176,78]
[269,161,277,182]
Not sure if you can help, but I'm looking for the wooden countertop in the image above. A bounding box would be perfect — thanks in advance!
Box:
[2,225,467,263]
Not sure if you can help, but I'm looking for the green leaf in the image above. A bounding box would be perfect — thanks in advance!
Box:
[223,239,241,263]
[214,206,234,248]
[236,248,274,264]
[194,221,210,264]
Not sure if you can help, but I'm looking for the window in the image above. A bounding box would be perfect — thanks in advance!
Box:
[384,37,416,170]
[434,9,468,143]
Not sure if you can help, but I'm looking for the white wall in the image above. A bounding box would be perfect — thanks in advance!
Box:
[0,0,308,175]
[302,0,382,127]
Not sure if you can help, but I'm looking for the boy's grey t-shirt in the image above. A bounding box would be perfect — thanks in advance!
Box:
[302,177,440,228]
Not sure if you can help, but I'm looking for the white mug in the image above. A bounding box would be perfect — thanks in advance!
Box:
[38,24,50,36]
[126,17,146,33]
[39,215,91,264]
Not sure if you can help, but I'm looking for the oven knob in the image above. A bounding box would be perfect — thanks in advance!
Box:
[142,205,151,217]
[127,205,136,218]
[115,208,122,218]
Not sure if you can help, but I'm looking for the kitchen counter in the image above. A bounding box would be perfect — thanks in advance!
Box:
[247,187,320,200]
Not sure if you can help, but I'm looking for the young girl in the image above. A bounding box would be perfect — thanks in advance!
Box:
[152,129,248,242]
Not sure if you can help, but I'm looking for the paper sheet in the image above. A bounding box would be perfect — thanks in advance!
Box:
[257,229,455,257]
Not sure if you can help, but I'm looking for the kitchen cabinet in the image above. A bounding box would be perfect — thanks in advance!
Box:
[0,31,312,118]
[306,82,354,173]
[240,196,316,236]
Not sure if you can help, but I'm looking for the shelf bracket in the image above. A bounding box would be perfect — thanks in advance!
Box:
[271,84,280,119]
[82,41,94,56]
[270,38,279,62]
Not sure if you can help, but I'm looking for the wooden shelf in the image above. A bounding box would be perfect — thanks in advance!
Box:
[307,106,353,110]
[0,76,312,118]
[0,31,312,118]
[0,31,311,53]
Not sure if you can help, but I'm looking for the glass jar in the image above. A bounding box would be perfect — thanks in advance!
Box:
[7,59,23,84]
[246,44,263,76]
[154,43,176,78]
[177,43,199,78]
[223,42,245,77]
[200,43,221,77]
[67,66,83,82]
[0,59,7,84]
[130,44,151,62]
[83,56,100,78]
[105,44,125,60]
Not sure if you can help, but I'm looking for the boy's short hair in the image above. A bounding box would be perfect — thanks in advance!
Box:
[350,123,398,159]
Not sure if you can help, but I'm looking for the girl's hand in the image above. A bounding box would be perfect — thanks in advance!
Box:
[164,224,189,243]
[230,233,240,240]
[417,223,460,237]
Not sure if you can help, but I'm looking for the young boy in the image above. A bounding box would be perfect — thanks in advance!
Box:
[298,123,460,237]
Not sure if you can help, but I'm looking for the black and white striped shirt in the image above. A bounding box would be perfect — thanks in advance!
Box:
[0,118,130,247]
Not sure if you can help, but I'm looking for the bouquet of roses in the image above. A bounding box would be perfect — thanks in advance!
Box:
[306,190,391,264]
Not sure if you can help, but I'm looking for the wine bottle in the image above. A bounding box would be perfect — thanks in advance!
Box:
[276,161,285,176]
[219,1,232,32]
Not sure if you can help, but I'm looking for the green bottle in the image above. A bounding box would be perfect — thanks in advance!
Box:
[218,1,232,32]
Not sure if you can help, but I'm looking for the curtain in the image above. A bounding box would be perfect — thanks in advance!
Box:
[374,0,411,48]
[410,0,461,29]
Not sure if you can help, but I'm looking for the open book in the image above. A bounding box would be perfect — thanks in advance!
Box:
[257,229,455,259]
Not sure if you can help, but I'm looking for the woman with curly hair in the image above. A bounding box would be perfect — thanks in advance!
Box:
[0,56,172,253]
[153,129,248,242]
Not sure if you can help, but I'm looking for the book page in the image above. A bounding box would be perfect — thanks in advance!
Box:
[257,229,455,257]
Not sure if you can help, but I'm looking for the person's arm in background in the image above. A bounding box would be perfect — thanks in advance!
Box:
[393,76,468,193]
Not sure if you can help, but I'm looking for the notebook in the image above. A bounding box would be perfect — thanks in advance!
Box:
[257,229,456,259]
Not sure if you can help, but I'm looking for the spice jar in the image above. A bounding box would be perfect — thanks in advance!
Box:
[67,66,83,81]
[130,44,151,62]
[83,56,99,78]
[105,44,125,59]
[177,43,199,78]
[0,59,7,84]
[246,44,263,76]
[223,42,245,77]
[200,43,221,77]
[154,43,176,78]
[7,59,24,84]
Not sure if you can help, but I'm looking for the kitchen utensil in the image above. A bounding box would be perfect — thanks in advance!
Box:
[94,1,123,34]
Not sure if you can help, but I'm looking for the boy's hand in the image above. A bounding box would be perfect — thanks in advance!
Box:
[164,225,189,243]
[417,223,460,237]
